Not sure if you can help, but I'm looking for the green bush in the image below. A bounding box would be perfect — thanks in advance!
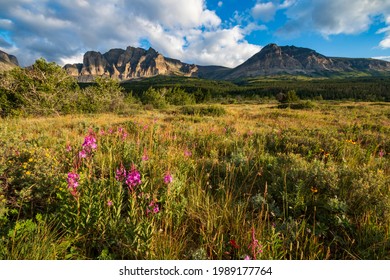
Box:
[141,87,168,109]
[165,87,195,105]
[180,105,226,116]
[0,58,79,116]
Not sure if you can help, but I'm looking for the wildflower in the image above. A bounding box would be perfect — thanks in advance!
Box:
[118,127,127,140]
[146,199,160,216]
[107,200,113,207]
[164,172,173,184]
[244,255,251,260]
[82,134,97,151]
[66,144,72,152]
[379,149,385,158]
[79,149,87,158]
[142,148,149,161]
[67,172,80,197]
[115,164,127,182]
[126,166,142,191]
[229,239,240,249]
[79,133,97,159]
[311,187,319,194]
[184,149,192,157]
[248,227,263,260]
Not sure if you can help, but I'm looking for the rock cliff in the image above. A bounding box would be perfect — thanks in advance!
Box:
[0,50,19,72]
[64,46,199,82]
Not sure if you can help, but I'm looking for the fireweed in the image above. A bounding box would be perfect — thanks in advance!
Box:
[116,164,142,192]
[67,172,79,197]
[164,172,173,185]
[79,133,97,158]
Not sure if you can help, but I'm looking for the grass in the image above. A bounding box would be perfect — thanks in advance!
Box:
[0,101,389,259]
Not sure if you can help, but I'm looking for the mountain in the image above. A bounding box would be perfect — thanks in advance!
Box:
[0,50,19,72]
[64,46,204,82]
[224,43,390,79]
[64,43,390,81]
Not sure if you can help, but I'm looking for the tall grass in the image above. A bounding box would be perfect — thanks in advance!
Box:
[0,102,389,259]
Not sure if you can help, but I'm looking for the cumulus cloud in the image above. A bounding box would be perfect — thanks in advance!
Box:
[251,0,296,22]
[252,2,277,22]
[0,0,259,67]
[278,0,390,48]
[372,56,390,62]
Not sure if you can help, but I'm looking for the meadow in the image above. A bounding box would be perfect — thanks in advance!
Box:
[1,101,389,260]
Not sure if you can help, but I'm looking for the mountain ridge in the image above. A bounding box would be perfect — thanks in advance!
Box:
[64,43,390,81]
[0,50,19,72]
[2,44,390,80]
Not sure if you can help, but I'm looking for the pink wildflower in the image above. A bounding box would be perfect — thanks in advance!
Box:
[248,227,263,260]
[244,255,251,260]
[79,149,87,158]
[79,133,97,159]
[66,144,72,152]
[107,200,113,207]
[82,134,97,150]
[67,172,79,197]
[146,199,160,216]
[184,149,192,157]
[379,149,385,158]
[164,172,173,184]
[126,166,142,191]
[115,163,127,182]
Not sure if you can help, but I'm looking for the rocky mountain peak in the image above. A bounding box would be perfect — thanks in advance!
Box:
[64,46,199,81]
[224,43,390,79]
[0,50,19,72]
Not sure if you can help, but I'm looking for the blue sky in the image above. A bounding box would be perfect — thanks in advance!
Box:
[1,0,390,67]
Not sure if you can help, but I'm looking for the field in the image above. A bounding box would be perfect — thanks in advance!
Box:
[0,101,389,260]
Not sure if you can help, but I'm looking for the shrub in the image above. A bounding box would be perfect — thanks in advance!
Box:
[165,87,195,105]
[276,90,300,104]
[141,87,167,109]
[0,58,79,116]
[180,105,226,116]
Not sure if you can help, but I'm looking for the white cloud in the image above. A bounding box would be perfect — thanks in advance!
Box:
[181,26,262,67]
[0,0,261,67]
[252,2,277,22]
[372,56,390,62]
[218,1,223,8]
[251,1,296,22]
[379,37,390,49]
[276,0,390,50]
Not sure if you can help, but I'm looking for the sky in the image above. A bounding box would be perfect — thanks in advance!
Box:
[1,0,390,67]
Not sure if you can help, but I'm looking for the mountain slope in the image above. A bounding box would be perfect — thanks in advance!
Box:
[0,50,19,72]
[64,46,202,82]
[224,43,390,79]
[64,43,390,81]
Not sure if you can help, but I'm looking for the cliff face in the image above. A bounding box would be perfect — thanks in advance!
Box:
[0,50,19,72]
[64,46,199,81]
[224,43,390,79]
[63,43,390,81]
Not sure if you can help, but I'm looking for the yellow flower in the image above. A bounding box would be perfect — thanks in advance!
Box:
[28,158,33,162]
[25,171,31,175]
[311,187,318,194]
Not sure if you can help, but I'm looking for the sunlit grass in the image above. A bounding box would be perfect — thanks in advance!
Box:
[0,101,389,259]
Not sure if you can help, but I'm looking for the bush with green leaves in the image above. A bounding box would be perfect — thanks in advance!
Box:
[0,58,79,116]
[276,90,300,104]
[77,77,126,113]
[141,87,168,109]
